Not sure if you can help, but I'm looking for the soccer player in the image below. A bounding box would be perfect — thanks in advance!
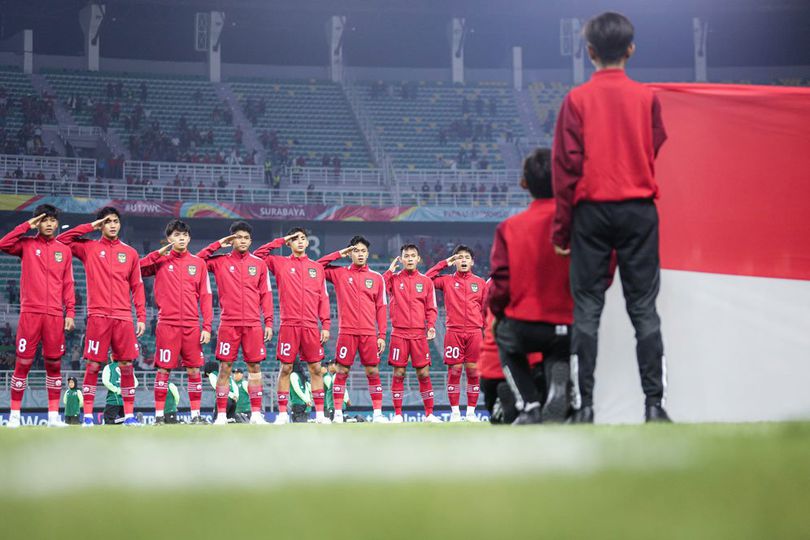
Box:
[255,228,331,424]
[317,236,388,423]
[140,220,213,425]
[552,12,670,423]
[489,148,573,424]
[57,207,146,427]
[384,244,441,423]
[0,205,75,428]
[426,245,487,422]
[196,220,274,425]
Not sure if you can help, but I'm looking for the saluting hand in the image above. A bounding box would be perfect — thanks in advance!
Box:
[27,213,46,230]
[158,242,174,256]
[388,256,401,273]
[91,214,114,230]
[339,245,356,258]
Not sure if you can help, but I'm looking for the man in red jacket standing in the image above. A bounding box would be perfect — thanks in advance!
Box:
[384,244,441,423]
[489,149,574,425]
[255,228,331,424]
[317,235,388,423]
[552,12,670,423]
[140,220,213,425]
[197,220,274,425]
[0,204,75,428]
[57,206,146,427]
[426,245,487,423]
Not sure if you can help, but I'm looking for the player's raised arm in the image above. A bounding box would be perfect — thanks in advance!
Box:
[0,214,44,256]
[139,242,173,278]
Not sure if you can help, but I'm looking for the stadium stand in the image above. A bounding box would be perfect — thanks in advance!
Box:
[0,66,56,156]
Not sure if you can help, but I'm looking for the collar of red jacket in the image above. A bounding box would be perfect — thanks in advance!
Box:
[591,68,628,80]
[169,249,190,259]
[403,269,418,276]
[34,233,56,244]
[350,263,369,272]
[229,249,250,260]
[288,253,310,261]
[455,269,472,279]
[99,235,121,246]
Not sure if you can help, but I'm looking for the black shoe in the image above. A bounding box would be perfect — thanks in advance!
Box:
[154,415,165,425]
[512,406,542,425]
[541,361,570,423]
[567,406,594,424]
[645,404,672,423]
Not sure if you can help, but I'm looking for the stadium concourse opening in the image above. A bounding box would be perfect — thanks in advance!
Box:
[1,0,810,537]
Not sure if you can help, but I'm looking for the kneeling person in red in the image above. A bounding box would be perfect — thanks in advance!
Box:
[141,220,213,424]
[426,245,487,423]
[384,244,440,423]
[0,205,75,428]
[317,236,388,423]
[197,220,274,425]
[57,207,146,427]
[255,228,331,424]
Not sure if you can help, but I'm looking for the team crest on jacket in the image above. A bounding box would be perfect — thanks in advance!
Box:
[188,265,197,276]
[54,251,63,263]
[308,268,317,278]
[415,283,424,293]
[117,252,127,263]
[365,278,374,289]
[471,283,479,293]
[248,265,257,276]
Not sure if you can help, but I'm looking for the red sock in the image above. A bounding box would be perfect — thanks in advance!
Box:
[119,363,136,416]
[447,366,462,407]
[312,388,325,413]
[277,391,289,413]
[82,363,100,415]
[216,385,229,414]
[334,371,349,410]
[154,370,170,413]
[366,373,383,411]
[44,359,62,414]
[418,376,435,416]
[248,382,263,413]
[187,372,202,413]
[466,366,480,410]
[10,358,33,411]
[392,375,405,416]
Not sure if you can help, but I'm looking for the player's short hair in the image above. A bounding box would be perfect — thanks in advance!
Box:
[95,206,120,221]
[350,235,370,249]
[522,148,553,199]
[34,204,59,220]
[164,219,191,237]
[452,244,474,259]
[400,243,419,255]
[67,376,77,387]
[286,227,308,238]
[584,12,635,65]
[229,220,252,236]
[203,361,219,376]
[233,368,243,374]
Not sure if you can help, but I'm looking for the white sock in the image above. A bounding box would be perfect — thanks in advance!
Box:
[373,408,383,417]
[10,409,20,418]
[467,408,476,416]
[84,413,93,419]
[48,411,59,421]
[191,409,200,418]
[278,412,288,419]
[124,413,134,419]
[451,405,460,415]
[155,409,163,417]
[315,410,324,420]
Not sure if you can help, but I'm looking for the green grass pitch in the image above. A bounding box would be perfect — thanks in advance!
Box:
[1,421,809,539]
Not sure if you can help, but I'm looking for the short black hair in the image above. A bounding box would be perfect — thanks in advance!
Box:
[233,368,243,374]
[350,235,370,249]
[522,148,553,199]
[165,219,191,237]
[452,244,474,259]
[229,221,252,236]
[203,361,219,376]
[95,206,120,221]
[286,227,308,238]
[584,12,635,65]
[400,243,419,255]
[33,204,59,219]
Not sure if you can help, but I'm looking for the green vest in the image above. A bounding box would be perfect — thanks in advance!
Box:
[64,388,81,417]
[290,373,309,409]
[105,363,122,406]
[236,380,251,413]
[324,373,334,410]
[165,383,178,414]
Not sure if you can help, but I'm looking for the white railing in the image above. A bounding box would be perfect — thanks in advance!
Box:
[0,153,96,178]
[398,190,529,207]
[284,166,383,186]
[124,160,264,185]
[395,168,521,186]
[55,125,103,139]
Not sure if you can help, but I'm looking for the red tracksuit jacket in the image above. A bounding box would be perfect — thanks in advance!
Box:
[140,249,213,332]
[426,260,486,332]
[197,242,274,328]
[552,69,668,248]
[254,238,330,330]
[0,222,75,319]
[57,223,146,323]
[317,251,387,338]
[383,269,437,338]
[488,199,573,325]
